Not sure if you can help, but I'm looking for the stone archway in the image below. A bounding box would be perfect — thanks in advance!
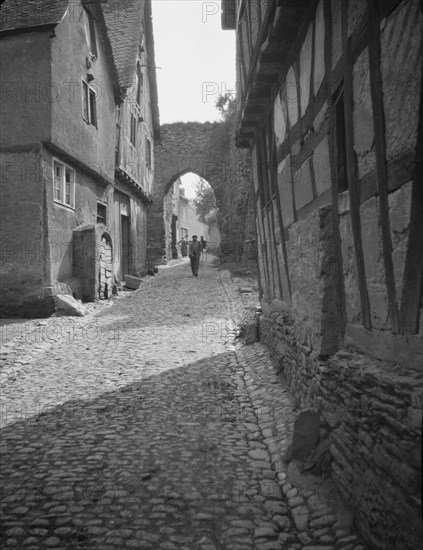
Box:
[147,121,255,264]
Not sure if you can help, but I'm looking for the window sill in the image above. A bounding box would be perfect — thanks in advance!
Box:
[83,117,98,129]
[54,200,75,212]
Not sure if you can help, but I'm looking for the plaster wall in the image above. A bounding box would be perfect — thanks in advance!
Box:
[380,0,423,162]
[50,3,116,182]
[299,23,313,117]
[0,31,52,147]
[0,149,50,317]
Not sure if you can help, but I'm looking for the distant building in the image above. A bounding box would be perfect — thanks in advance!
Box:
[224,0,422,548]
[0,0,160,316]
[163,178,220,261]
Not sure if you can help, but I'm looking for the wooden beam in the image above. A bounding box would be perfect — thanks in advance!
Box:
[267,112,287,301]
[367,0,400,333]
[400,55,423,334]
[359,151,415,204]
[341,1,372,329]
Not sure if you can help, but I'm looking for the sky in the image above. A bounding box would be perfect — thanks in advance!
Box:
[152,0,236,125]
[152,1,236,199]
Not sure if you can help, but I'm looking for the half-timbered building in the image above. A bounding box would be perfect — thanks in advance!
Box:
[223,0,422,548]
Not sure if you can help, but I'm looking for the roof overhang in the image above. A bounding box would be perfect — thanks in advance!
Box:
[235,0,315,148]
[221,0,236,30]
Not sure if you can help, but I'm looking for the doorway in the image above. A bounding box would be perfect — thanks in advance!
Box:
[121,214,129,278]
[99,235,112,299]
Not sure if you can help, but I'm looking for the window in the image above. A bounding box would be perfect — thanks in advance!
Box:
[137,68,143,105]
[115,105,121,151]
[145,137,152,168]
[130,112,137,146]
[97,202,107,224]
[82,80,97,127]
[53,160,75,208]
[54,162,62,202]
[87,11,97,58]
[335,88,348,192]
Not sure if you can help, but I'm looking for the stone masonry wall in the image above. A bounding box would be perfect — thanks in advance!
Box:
[260,313,422,550]
[148,117,255,265]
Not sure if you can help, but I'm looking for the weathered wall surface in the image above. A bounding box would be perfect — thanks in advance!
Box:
[381,0,422,162]
[147,119,254,265]
[0,32,52,147]
[50,3,116,182]
[235,0,423,548]
[0,2,156,316]
[260,317,422,550]
[0,148,53,317]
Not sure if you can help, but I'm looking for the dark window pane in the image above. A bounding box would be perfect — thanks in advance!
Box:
[89,89,97,126]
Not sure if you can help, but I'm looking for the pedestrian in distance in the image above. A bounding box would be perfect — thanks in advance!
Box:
[189,235,202,277]
[180,237,187,257]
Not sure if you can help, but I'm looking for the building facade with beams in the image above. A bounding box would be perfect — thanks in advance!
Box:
[0,0,160,316]
[223,0,422,548]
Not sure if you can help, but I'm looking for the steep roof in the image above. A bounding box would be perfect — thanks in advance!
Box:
[102,0,144,89]
[0,0,160,139]
[0,0,70,33]
[102,0,160,141]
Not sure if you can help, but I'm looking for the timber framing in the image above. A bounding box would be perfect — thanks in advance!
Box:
[233,0,422,347]
[341,0,371,329]
[367,0,400,333]
[400,58,423,335]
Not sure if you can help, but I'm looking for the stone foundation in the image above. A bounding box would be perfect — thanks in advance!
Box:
[259,312,422,550]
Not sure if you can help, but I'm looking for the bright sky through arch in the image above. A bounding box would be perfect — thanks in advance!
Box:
[152,0,236,124]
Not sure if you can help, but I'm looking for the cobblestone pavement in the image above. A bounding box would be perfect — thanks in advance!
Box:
[0,257,366,550]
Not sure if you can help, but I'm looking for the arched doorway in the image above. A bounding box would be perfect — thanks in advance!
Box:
[163,172,221,263]
[147,121,254,266]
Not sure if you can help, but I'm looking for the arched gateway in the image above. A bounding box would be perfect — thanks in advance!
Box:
[147,121,255,265]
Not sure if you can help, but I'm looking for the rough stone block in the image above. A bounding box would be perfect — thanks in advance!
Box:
[287,409,320,461]
[124,275,143,290]
[291,505,309,531]
[53,294,87,316]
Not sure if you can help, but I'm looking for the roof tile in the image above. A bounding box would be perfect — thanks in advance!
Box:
[0,0,69,33]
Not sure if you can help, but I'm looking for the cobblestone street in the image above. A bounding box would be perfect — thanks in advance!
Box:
[1,257,365,550]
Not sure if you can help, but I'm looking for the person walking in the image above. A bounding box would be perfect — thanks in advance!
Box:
[189,235,202,277]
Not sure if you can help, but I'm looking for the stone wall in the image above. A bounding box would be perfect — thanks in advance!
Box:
[147,116,255,265]
[259,312,422,550]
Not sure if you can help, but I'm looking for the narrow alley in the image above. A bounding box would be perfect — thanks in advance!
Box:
[0,258,364,550]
